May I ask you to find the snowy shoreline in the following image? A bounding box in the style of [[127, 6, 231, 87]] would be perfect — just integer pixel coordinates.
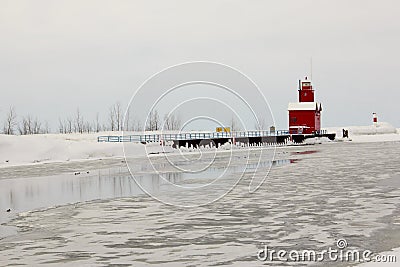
[[0, 123, 399, 169], [0, 132, 131, 169], [1, 128, 400, 264]]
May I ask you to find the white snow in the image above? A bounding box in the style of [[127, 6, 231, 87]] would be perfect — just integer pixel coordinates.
[[1, 122, 400, 168], [325, 122, 400, 143], [288, 102, 321, 111], [0, 132, 143, 168]]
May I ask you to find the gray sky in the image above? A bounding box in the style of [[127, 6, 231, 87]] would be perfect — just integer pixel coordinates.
[[1, 0, 399, 131]]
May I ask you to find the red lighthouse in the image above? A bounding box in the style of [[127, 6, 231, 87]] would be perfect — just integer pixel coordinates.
[[288, 77, 322, 134]]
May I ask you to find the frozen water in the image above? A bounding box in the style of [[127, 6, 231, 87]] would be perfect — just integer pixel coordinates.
[[1, 141, 400, 266]]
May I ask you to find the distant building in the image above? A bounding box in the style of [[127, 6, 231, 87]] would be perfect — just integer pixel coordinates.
[[288, 77, 322, 134]]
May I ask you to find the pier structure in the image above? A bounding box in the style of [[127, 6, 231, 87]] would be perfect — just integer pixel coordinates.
[[98, 130, 290, 147], [97, 129, 334, 148]]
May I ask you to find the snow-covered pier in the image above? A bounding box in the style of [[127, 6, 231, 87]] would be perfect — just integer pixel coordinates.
[[98, 130, 291, 147]]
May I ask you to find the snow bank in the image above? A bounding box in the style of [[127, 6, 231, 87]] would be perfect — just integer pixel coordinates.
[[350, 122, 397, 135], [1, 123, 400, 168], [0, 132, 145, 168], [326, 122, 397, 136], [325, 122, 400, 143]]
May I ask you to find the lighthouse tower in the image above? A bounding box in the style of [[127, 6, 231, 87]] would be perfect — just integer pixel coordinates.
[[288, 77, 322, 134]]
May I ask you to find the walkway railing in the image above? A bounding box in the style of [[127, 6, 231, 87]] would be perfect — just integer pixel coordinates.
[[97, 130, 290, 143]]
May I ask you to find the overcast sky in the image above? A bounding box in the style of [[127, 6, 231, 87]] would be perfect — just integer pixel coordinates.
[[1, 0, 399, 131]]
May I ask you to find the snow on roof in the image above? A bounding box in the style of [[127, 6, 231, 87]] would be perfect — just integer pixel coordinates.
[[288, 102, 321, 111], [289, 126, 310, 129]]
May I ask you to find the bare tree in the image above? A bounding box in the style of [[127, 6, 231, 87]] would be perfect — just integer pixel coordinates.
[[107, 102, 123, 131], [163, 114, 171, 130], [115, 102, 122, 131], [58, 118, 73, 134], [18, 115, 32, 135], [100, 122, 106, 131], [3, 106, 17, 135], [146, 110, 160, 131], [58, 118, 70, 134], [163, 113, 181, 130], [32, 117, 42, 134], [145, 111, 152, 131], [84, 121, 92, 133], [18, 115, 46, 135], [125, 108, 130, 131], [95, 112, 101, 132], [19, 116, 28, 135], [66, 117, 73, 133], [109, 105, 116, 131], [58, 118, 65, 134], [43, 121, 50, 134], [4, 102, 154, 135], [153, 110, 160, 131], [74, 108, 84, 133]]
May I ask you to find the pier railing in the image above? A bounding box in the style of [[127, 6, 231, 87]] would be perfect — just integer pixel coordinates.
[[97, 130, 290, 143]]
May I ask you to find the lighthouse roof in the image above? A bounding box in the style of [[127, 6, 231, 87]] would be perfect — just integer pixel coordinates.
[[288, 102, 322, 111]]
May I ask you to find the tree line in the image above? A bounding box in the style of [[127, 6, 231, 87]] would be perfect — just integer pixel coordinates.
[[2, 103, 182, 135]]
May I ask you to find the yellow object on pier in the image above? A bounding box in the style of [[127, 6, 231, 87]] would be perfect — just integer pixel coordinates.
[[216, 127, 230, 133]]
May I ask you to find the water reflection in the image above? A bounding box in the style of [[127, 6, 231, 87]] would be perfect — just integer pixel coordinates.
[[0, 159, 293, 216]]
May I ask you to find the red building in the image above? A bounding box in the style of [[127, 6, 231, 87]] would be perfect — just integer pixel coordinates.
[[288, 77, 322, 134]]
